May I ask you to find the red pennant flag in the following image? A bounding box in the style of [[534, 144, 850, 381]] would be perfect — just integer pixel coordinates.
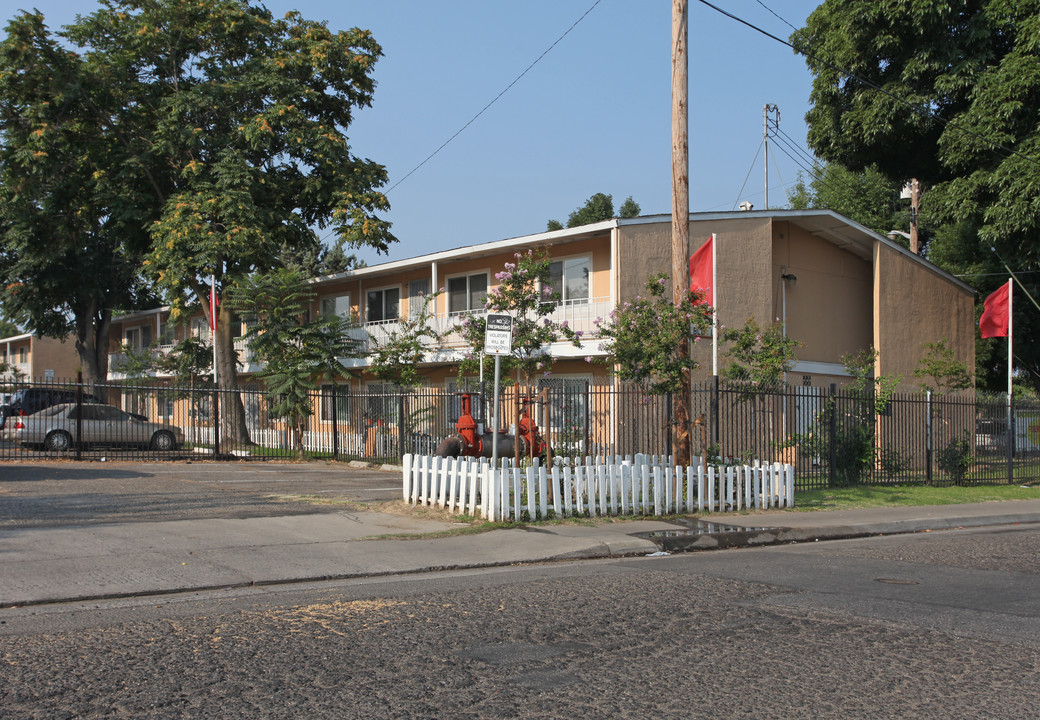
[[689, 236, 713, 305], [209, 284, 219, 332], [979, 282, 1010, 338]]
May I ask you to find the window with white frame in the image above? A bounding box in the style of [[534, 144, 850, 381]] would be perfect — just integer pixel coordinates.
[[537, 376, 590, 443], [321, 294, 351, 320], [124, 325, 152, 349], [548, 257, 590, 305], [365, 382, 400, 425], [408, 279, 431, 318], [320, 384, 351, 423], [447, 273, 487, 314], [366, 287, 400, 323], [191, 317, 210, 340], [157, 318, 174, 346]]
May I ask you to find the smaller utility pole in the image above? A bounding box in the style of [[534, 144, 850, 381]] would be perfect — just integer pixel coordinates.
[[909, 178, 921, 255], [763, 104, 778, 209]]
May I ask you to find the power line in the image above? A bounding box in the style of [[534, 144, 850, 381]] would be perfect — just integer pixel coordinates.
[[694, 0, 1040, 171], [386, 0, 603, 194]]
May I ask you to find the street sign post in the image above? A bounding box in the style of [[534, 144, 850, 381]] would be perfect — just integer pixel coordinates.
[[484, 314, 512, 467]]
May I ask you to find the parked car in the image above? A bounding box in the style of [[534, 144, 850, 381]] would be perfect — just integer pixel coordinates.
[[0, 387, 102, 430], [3, 403, 184, 451]]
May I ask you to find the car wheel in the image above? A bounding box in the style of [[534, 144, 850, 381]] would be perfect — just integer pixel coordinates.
[[44, 430, 73, 452], [150, 430, 176, 451]]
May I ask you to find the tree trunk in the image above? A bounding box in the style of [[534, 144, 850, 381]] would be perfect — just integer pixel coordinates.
[[213, 301, 252, 447], [74, 300, 112, 402]]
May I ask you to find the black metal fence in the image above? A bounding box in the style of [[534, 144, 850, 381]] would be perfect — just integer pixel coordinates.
[[2, 376, 1037, 489]]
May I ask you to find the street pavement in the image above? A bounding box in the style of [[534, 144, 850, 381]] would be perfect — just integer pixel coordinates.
[[4, 463, 1040, 608]]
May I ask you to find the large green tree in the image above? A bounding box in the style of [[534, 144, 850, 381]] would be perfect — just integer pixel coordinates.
[[0, 10, 159, 385], [794, 0, 1040, 392], [1, 1, 394, 440]]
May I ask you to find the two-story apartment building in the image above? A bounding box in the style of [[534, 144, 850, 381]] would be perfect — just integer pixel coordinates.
[[106, 209, 975, 393], [0, 333, 81, 383]]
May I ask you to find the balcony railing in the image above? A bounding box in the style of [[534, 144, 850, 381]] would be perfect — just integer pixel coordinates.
[[358, 297, 612, 353]]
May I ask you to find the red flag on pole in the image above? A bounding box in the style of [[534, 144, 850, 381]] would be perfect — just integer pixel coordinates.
[[689, 236, 713, 305], [979, 281, 1010, 338], [209, 283, 219, 332]]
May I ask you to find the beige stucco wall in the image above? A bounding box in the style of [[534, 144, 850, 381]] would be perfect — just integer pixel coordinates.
[[31, 336, 81, 379], [618, 218, 784, 380], [773, 220, 873, 368], [873, 243, 975, 388]]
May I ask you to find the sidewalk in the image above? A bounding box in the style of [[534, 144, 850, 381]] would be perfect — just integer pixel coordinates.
[[4, 500, 1040, 608]]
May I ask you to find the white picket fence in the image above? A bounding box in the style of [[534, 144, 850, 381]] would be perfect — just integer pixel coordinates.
[[402, 453, 794, 521]]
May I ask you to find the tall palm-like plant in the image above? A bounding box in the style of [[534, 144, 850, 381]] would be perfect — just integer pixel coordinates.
[[228, 268, 362, 457]]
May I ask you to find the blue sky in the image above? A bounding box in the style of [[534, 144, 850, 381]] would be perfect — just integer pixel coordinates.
[[0, 0, 825, 265]]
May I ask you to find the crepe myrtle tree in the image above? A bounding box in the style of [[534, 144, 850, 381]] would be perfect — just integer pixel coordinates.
[[598, 273, 712, 394], [457, 249, 581, 386], [597, 273, 713, 464]]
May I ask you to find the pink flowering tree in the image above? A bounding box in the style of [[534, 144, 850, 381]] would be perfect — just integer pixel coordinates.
[[598, 273, 712, 394], [598, 272, 712, 464], [457, 249, 580, 384]]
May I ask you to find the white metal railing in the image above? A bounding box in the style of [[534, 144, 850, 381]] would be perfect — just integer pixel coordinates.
[[403, 453, 795, 521]]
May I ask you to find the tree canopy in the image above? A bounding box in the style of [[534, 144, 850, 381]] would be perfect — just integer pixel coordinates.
[[547, 193, 640, 231], [794, 0, 1040, 393], [794, 0, 1040, 257], [788, 163, 912, 244], [0, 0, 394, 394]]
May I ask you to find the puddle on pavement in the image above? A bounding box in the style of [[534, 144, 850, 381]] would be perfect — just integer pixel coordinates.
[[636, 517, 779, 539]]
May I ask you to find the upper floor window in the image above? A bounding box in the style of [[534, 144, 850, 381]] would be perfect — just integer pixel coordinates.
[[124, 325, 152, 349], [448, 273, 487, 314], [321, 294, 352, 320], [366, 287, 400, 323], [408, 279, 431, 319], [548, 257, 590, 305]]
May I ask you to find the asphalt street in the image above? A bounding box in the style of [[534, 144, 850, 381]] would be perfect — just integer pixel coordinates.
[[2, 525, 1039, 719]]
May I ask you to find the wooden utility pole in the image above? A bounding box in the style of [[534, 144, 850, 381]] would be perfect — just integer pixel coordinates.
[[671, 0, 688, 296], [671, 0, 691, 466]]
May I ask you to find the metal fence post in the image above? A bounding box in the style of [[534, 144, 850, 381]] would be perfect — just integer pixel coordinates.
[[212, 389, 220, 457], [1008, 392, 1015, 484], [331, 386, 339, 460], [710, 374, 719, 447], [398, 392, 406, 461], [75, 371, 83, 461], [925, 390, 933, 485], [828, 383, 837, 486]]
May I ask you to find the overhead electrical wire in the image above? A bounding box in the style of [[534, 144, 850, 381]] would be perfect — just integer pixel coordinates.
[[695, 0, 1040, 171], [386, 0, 603, 194]]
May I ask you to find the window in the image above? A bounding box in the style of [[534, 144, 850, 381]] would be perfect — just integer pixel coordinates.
[[446, 378, 485, 427], [124, 325, 152, 349], [548, 257, 590, 305], [158, 319, 175, 346], [191, 318, 210, 340], [408, 279, 431, 319], [538, 376, 589, 439], [366, 288, 400, 323], [448, 273, 487, 314], [321, 294, 351, 320], [157, 391, 175, 420], [365, 382, 400, 425], [321, 384, 351, 423]]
